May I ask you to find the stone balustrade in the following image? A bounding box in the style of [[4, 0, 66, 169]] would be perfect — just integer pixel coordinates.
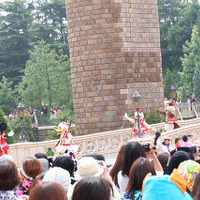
[[9, 118, 200, 166]]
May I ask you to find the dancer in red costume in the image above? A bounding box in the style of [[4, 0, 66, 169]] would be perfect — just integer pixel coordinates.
[[0, 123, 10, 156], [124, 109, 155, 137]]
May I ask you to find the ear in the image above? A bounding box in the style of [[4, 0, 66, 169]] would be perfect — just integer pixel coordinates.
[[142, 173, 152, 194], [169, 169, 187, 194]]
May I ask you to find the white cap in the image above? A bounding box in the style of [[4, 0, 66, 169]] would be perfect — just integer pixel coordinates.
[[43, 167, 70, 192]]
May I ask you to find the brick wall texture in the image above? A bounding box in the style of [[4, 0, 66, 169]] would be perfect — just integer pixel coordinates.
[[66, 0, 164, 135]]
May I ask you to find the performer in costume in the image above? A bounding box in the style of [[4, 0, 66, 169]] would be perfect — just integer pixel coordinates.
[[157, 99, 180, 132], [0, 123, 14, 156], [124, 109, 155, 137], [55, 121, 78, 156]]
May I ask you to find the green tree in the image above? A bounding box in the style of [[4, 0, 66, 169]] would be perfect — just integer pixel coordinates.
[[180, 25, 200, 97], [10, 115, 35, 142], [0, 0, 34, 85], [167, 0, 200, 71], [193, 65, 200, 99], [30, 0, 69, 55], [163, 69, 176, 99], [0, 76, 17, 114], [158, 0, 186, 72], [146, 108, 164, 125], [19, 41, 73, 111], [0, 110, 16, 144]]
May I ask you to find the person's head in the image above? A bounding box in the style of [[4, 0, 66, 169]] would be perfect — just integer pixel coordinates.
[[29, 181, 67, 200], [43, 167, 70, 192], [81, 153, 105, 162], [126, 157, 156, 197], [157, 152, 169, 171], [175, 137, 181, 145], [165, 151, 190, 175], [109, 144, 126, 187], [122, 141, 146, 176], [72, 177, 113, 200], [20, 156, 43, 192], [182, 135, 188, 142], [0, 160, 20, 191], [52, 156, 74, 176], [74, 157, 104, 180], [163, 138, 170, 146], [154, 131, 161, 145], [34, 153, 47, 160]]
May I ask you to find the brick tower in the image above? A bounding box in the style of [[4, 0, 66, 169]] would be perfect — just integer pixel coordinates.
[[66, 0, 164, 135]]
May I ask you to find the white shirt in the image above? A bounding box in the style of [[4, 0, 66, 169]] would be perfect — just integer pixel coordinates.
[[117, 171, 129, 193]]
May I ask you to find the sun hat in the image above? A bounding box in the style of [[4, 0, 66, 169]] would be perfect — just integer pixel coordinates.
[[178, 160, 200, 192], [74, 157, 104, 180], [38, 158, 49, 176], [43, 166, 70, 192]]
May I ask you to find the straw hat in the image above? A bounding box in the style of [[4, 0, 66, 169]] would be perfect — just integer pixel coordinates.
[[74, 157, 104, 180]]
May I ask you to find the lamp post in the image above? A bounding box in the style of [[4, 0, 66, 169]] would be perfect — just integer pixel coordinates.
[[16, 102, 28, 142], [169, 85, 176, 100], [17, 102, 25, 120], [132, 91, 142, 138]]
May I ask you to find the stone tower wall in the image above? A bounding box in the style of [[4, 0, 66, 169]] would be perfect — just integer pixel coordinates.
[[66, 0, 164, 135]]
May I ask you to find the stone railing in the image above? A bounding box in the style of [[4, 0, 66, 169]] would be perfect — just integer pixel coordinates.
[[9, 118, 200, 166]]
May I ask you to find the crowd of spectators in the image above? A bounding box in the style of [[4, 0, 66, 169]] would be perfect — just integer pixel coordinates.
[[7, 104, 60, 125], [164, 95, 198, 112], [1, 130, 200, 200]]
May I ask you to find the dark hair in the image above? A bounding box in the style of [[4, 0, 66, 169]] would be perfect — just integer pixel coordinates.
[[72, 177, 113, 200], [81, 153, 105, 161], [21, 156, 43, 193], [122, 142, 146, 176], [0, 160, 20, 190], [154, 131, 161, 146], [93, 153, 105, 161], [29, 181, 67, 200], [157, 152, 169, 170], [52, 156, 74, 176], [110, 144, 126, 187], [34, 153, 52, 167], [175, 137, 181, 144], [165, 151, 190, 175], [34, 153, 47, 159], [162, 139, 170, 146], [126, 157, 156, 199], [182, 135, 188, 142], [192, 170, 200, 199]]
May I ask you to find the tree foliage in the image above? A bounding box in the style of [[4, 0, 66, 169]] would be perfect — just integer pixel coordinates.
[[167, 0, 200, 71], [0, 76, 17, 114], [0, 0, 34, 85], [158, 0, 200, 73], [0, 0, 69, 86], [19, 41, 73, 111], [180, 25, 200, 97], [163, 69, 176, 99], [10, 115, 35, 142]]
